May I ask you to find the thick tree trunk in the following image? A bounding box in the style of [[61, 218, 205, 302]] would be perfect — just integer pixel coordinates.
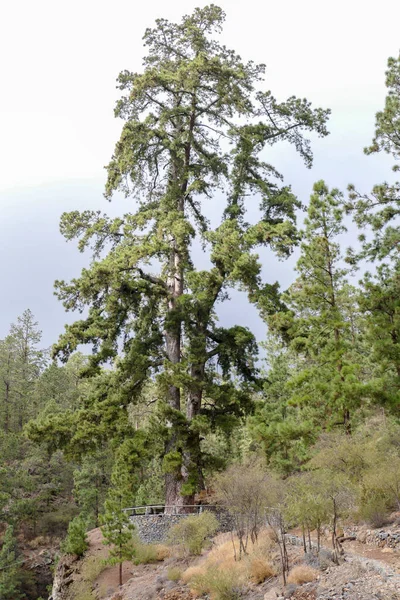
[[164, 227, 185, 510], [164, 101, 197, 511]]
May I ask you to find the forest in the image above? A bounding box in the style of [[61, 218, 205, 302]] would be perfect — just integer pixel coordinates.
[[1, 5, 400, 599]]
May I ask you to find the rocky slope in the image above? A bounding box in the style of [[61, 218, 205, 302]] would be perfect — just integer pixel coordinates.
[[49, 527, 400, 600]]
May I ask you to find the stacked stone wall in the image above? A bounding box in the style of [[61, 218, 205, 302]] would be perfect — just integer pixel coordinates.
[[130, 509, 234, 543]]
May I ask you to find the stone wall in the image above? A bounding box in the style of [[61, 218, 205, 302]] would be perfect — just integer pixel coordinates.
[[344, 525, 400, 549], [130, 509, 234, 544]]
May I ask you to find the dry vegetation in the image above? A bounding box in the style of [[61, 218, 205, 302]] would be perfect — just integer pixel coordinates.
[[287, 565, 319, 585], [181, 530, 279, 599]]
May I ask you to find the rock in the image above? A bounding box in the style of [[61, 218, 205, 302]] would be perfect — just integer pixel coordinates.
[[284, 583, 298, 597], [381, 547, 394, 553], [357, 531, 368, 543], [164, 580, 178, 590], [264, 587, 281, 600]]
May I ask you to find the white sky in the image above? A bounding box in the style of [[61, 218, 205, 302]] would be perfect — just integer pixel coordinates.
[[0, 0, 400, 345], [0, 0, 399, 191]]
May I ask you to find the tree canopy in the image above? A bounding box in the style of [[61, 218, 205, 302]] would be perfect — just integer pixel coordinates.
[[33, 4, 330, 506]]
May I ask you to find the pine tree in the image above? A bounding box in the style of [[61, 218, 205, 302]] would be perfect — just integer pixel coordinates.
[[100, 460, 136, 587], [248, 339, 316, 474], [0, 336, 17, 433], [33, 5, 329, 507], [61, 516, 88, 557], [73, 449, 113, 527], [0, 310, 45, 433], [0, 525, 23, 600], [347, 52, 400, 261], [360, 262, 400, 414], [268, 181, 363, 433]]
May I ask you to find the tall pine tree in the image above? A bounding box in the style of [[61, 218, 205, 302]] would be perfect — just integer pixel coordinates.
[[36, 5, 329, 507], [268, 181, 362, 433]]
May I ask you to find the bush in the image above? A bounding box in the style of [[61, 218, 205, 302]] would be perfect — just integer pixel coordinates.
[[189, 566, 245, 600], [287, 565, 318, 585], [61, 517, 88, 557], [167, 567, 182, 582], [70, 556, 105, 600], [133, 542, 170, 564], [247, 556, 275, 583], [168, 511, 219, 555], [358, 495, 389, 527]]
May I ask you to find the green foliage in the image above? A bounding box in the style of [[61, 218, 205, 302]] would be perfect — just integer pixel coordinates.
[[73, 449, 113, 528], [43, 3, 329, 504], [167, 511, 219, 555], [263, 182, 365, 439], [167, 567, 182, 582], [100, 458, 136, 585], [189, 566, 245, 600], [0, 525, 24, 600], [347, 52, 400, 261], [61, 516, 89, 556], [132, 542, 169, 565]]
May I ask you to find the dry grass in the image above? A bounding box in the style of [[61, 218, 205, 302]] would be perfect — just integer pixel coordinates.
[[70, 555, 106, 600], [27, 535, 52, 549], [134, 542, 171, 564], [189, 566, 246, 600], [167, 567, 183, 582], [247, 556, 276, 583], [287, 565, 319, 585], [155, 544, 171, 560], [182, 527, 278, 598], [181, 565, 207, 584]]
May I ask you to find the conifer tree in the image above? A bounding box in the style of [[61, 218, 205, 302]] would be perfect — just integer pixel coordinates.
[[360, 262, 400, 414], [249, 339, 316, 474], [73, 449, 113, 527], [268, 181, 362, 432], [0, 310, 45, 433], [0, 336, 17, 433], [36, 5, 329, 506], [101, 460, 136, 587], [61, 516, 89, 557], [0, 525, 23, 600], [347, 52, 400, 261]]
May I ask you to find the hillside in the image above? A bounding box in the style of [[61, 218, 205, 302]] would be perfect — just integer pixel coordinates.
[[50, 523, 400, 600]]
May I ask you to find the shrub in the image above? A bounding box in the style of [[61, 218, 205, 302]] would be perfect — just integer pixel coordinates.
[[189, 566, 245, 600], [181, 565, 206, 584], [168, 511, 219, 555], [358, 495, 389, 527], [61, 517, 88, 557], [70, 556, 105, 600], [134, 543, 170, 564], [287, 565, 318, 585], [155, 544, 171, 560], [247, 556, 275, 583], [167, 567, 182, 582]]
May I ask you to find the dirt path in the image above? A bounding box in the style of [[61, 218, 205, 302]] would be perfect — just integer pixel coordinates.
[[290, 528, 400, 572], [344, 538, 400, 572]]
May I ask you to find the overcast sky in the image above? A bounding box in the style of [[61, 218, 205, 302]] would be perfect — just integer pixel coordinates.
[[0, 0, 399, 347]]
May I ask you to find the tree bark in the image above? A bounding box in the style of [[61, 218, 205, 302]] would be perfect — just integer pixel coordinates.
[[164, 238, 184, 510]]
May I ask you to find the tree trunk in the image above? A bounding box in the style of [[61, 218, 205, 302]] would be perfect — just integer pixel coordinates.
[[164, 220, 185, 510], [164, 99, 197, 510]]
